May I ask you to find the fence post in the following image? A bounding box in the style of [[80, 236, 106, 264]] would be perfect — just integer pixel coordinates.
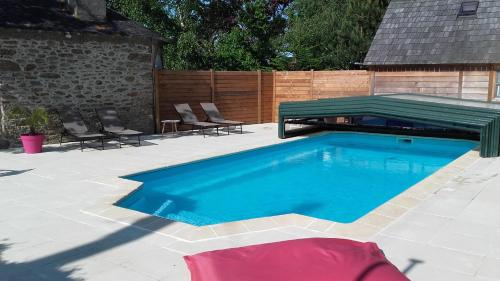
[[310, 69, 314, 99], [272, 70, 277, 122], [458, 70, 464, 99], [369, 71, 376, 96], [257, 70, 262, 123], [488, 70, 496, 102], [154, 69, 161, 133], [210, 69, 215, 103]]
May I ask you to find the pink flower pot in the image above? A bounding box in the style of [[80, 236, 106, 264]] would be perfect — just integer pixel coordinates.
[[20, 134, 45, 154]]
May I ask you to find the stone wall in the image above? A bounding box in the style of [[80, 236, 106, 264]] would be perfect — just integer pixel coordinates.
[[0, 29, 155, 146]]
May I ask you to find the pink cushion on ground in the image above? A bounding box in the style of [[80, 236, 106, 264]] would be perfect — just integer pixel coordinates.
[[184, 238, 409, 281]]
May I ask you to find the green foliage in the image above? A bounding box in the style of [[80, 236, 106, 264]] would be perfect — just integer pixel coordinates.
[[8, 106, 49, 135], [107, 0, 389, 70], [274, 0, 389, 70]]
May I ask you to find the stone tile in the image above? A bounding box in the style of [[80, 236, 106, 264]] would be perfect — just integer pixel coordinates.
[[441, 220, 495, 240], [356, 212, 393, 228], [327, 222, 381, 241], [413, 196, 471, 218], [226, 229, 299, 246], [172, 225, 217, 241], [477, 258, 500, 280], [382, 221, 439, 243], [375, 235, 483, 275], [405, 263, 474, 281], [430, 231, 490, 256], [241, 217, 279, 232], [373, 203, 408, 219], [165, 238, 240, 256], [78, 264, 159, 281], [277, 226, 337, 239], [211, 221, 249, 237], [271, 214, 315, 228], [399, 211, 450, 228], [389, 194, 422, 208], [307, 218, 335, 232], [457, 202, 500, 227]]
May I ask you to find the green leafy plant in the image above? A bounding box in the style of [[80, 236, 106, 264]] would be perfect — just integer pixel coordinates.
[[8, 106, 49, 135]]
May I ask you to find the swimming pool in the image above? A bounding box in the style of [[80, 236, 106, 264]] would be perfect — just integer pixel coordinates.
[[118, 133, 477, 226]]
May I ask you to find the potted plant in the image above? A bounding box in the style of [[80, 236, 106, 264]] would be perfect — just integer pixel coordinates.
[[9, 106, 49, 154]]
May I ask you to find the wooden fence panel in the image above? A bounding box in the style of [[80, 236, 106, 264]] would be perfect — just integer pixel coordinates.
[[273, 70, 370, 121], [374, 71, 489, 101], [374, 71, 460, 98], [261, 72, 274, 122], [462, 71, 489, 101], [313, 71, 370, 99], [156, 71, 211, 129], [214, 71, 259, 124]]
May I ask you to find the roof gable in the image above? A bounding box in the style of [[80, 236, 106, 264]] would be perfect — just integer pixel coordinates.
[[0, 0, 163, 40], [364, 0, 500, 66]]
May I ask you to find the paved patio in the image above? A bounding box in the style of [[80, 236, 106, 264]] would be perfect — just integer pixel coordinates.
[[1, 123, 500, 281]]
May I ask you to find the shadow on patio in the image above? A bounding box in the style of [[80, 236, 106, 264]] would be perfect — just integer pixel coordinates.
[[0, 216, 173, 281], [0, 169, 33, 177]]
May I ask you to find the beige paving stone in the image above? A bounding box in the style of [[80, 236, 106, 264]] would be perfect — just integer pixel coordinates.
[[373, 203, 408, 219], [327, 222, 381, 241], [307, 218, 335, 232], [356, 212, 393, 228], [172, 225, 217, 241], [241, 217, 279, 232], [271, 213, 315, 228], [211, 221, 249, 236], [387, 194, 422, 208]]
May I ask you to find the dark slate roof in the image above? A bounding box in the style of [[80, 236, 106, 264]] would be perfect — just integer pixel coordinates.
[[364, 0, 500, 66], [0, 0, 163, 40]]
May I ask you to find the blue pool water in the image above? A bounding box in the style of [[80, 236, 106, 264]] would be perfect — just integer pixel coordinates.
[[118, 133, 477, 226]]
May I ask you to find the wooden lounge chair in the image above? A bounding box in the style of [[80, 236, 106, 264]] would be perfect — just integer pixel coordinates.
[[173, 103, 220, 137], [200, 102, 243, 134], [58, 110, 105, 151], [95, 108, 142, 147]]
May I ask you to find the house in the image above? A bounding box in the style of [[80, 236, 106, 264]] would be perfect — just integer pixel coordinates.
[[364, 0, 500, 102], [0, 0, 164, 143]]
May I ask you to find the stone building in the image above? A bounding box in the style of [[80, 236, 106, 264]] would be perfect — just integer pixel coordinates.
[[0, 0, 164, 147]]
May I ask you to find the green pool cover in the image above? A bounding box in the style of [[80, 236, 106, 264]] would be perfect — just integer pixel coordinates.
[[278, 94, 500, 158]]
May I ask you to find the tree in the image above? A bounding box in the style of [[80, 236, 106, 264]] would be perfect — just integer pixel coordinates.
[[107, 0, 290, 70], [274, 0, 389, 70], [213, 0, 289, 70]]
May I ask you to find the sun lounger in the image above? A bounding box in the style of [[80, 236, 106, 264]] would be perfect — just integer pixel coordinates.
[[95, 108, 142, 147], [200, 102, 243, 134], [58, 110, 105, 151], [173, 103, 220, 137]]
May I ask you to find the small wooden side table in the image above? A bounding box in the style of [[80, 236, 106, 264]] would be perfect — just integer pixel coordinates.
[[161, 120, 180, 136]]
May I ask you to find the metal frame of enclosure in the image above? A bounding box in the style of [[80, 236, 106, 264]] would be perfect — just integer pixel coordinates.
[[278, 94, 500, 158]]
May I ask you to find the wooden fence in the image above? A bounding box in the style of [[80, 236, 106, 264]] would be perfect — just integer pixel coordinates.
[[274, 71, 371, 120], [154, 69, 495, 130], [154, 70, 371, 129], [154, 70, 274, 128], [372, 71, 491, 101]]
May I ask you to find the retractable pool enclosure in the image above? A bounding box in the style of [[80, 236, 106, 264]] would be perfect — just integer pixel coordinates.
[[278, 94, 500, 158]]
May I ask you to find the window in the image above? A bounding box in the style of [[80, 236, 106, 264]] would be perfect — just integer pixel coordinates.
[[458, 1, 479, 17], [496, 72, 500, 98]]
